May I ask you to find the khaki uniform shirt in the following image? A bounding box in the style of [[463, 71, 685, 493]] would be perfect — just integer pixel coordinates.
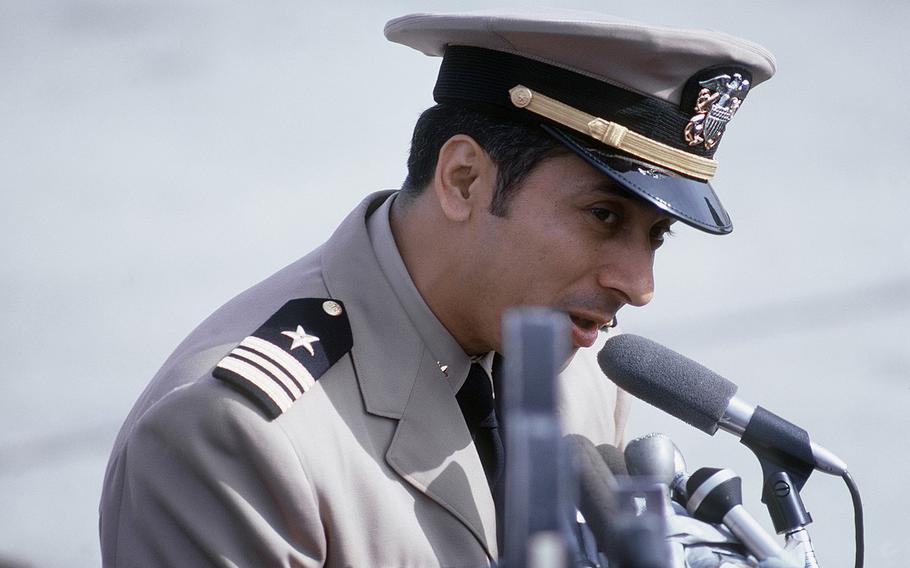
[[100, 191, 627, 567]]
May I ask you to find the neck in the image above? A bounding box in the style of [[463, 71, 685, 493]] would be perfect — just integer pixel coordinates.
[[390, 194, 489, 355]]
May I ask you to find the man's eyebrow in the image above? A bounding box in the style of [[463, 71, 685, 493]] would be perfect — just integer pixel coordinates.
[[588, 180, 634, 198], [588, 180, 676, 223]]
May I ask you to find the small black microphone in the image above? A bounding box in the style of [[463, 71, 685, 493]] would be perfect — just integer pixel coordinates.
[[598, 334, 847, 476], [686, 467, 787, 561]]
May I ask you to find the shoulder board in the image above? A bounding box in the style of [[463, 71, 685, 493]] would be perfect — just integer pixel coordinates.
[[213, 298, 352, 419]]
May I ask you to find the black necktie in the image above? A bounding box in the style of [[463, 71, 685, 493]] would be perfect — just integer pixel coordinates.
[[456, 362, 505, 489]]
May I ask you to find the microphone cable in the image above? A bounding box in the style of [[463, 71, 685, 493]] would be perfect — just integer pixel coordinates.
[[842, 471, 864, 568]]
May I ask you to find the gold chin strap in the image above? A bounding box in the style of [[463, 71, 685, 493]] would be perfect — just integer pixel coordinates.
[[508, 85, 717, 181]]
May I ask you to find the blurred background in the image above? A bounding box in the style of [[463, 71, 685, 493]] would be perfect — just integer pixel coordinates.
[[1, 0, 907, 565]]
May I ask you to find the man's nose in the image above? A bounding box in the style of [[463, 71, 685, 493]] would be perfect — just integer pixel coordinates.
[[597, 244, 655, 307]]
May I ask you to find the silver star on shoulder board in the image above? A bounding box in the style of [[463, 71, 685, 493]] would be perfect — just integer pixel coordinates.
[[281, 325, 321, 356]]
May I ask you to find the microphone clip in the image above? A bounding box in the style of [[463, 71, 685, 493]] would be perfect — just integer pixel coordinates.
[[740, 406, 815, 535]]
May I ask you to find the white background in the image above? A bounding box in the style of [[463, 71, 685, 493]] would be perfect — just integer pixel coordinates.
[[1, 1, 907, 566]]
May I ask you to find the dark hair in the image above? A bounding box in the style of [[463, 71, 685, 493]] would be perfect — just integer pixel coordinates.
[[400, 103, 568, 215]]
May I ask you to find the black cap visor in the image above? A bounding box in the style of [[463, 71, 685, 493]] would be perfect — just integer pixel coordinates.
[[543, 125, 733, 235]]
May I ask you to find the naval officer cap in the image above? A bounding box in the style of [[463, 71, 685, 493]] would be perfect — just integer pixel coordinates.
[[385, 10, 776, 234]]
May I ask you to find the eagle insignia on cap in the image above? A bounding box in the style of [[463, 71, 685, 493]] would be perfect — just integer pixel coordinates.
[[213, 298, 352, 419], [684, 72, 751, 150]]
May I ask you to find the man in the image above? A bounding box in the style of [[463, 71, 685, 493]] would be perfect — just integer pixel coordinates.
[[100, 10, 775, 567]]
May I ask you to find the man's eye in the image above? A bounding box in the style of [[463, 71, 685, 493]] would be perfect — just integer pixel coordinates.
[[651, 224, 675, 248], [590, 208, 619, 224]]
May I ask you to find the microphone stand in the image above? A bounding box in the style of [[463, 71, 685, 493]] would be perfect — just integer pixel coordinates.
[[762, 471, 819, 568]]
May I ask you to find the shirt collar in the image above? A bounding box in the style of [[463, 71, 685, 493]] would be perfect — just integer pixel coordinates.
[[472, 351, 495, 378], [367, 193, 473, 392]]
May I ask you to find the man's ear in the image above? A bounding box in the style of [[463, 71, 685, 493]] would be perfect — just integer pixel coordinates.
[[432, 134, 495, 222]]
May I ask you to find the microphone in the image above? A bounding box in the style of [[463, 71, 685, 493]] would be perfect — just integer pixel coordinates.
[[623, 432, 688, 503], [623, 435, 792, 563], [623, 434, 796, 565], [567, 435, 671, 568], [566, 434, 618, 556], [686, 467, 787, 561], [623, 433, 677, 484], [597, 334, 848, 476], [596, 443, 629, 477], [501, 308, 571, 568]]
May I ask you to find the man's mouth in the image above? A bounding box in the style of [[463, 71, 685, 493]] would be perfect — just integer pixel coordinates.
[[569, 314, 601, 330], [568, 313, 610, 348]]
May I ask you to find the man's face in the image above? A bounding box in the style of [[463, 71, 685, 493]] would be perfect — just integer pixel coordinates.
[[463, 152, 674, 354]]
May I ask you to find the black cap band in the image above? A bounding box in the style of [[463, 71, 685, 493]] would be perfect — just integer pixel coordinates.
[[434, 46, 721, 160]]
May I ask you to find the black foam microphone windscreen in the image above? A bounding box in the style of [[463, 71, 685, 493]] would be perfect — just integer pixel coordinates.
[[568, 435, 673, 568], [597, 334, 738, 435], [596, 444, 629, 477], [566, 434, 617, 555]]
